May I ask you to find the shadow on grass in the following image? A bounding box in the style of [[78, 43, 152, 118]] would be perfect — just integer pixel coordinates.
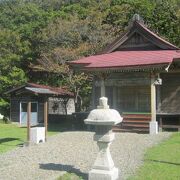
[[0, 137, 25, 147], [146, 159, 180, 166], [39, 163, 88, 179], [0, 138, 20, 144]]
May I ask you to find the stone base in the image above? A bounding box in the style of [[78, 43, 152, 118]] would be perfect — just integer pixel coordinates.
[[149, 121, 158, 135], [89, 167, 119, 180]]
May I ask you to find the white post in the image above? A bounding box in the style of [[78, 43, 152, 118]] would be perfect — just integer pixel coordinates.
[[149, 74, 158, 134]]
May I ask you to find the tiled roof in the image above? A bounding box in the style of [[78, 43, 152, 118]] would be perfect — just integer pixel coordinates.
[[6, 83, 74, 97], [25, 87, 58, 95], [70, 50, 180, 70], [26, 83, 74, 96]]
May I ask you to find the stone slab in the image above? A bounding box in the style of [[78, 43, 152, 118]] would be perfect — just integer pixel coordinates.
[[149, 121, 158, 135], [89, 167, 119, 180]]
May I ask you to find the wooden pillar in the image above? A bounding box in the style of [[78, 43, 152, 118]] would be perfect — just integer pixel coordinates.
[[159, 117, 163, 132], [100, 78, 105, 97], [156, 80, 161, 113], [151, 75, 156, 122], [27, 102, 31, 143], [44, 98, 48, 141], [113, 86, 117, 109], [91, 78, 96, 109]]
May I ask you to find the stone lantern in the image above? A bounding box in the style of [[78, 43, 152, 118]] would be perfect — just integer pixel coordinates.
[[84, 97, 123, 180]]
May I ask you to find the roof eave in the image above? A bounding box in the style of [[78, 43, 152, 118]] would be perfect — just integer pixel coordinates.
[[78, 63, 169, 73]]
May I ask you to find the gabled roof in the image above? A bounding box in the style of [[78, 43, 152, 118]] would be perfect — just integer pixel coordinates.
[[6, 83, 74, 97], [70, 15, 179, 72], [100, 20, 179, 53], [70, 50, 180, 71]]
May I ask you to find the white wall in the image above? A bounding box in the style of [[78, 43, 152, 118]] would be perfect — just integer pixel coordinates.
[[48, 97, 75, 115]]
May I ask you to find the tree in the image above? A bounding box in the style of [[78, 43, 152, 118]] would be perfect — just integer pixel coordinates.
[[37, 54, 91, 112], [0, 29, 28, 117]]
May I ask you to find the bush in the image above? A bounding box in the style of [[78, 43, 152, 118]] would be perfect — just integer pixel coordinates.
[[2, 116, 11, 124]]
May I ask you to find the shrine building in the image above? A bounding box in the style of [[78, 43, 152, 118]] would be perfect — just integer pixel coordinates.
[[70, 15, 180, 134]]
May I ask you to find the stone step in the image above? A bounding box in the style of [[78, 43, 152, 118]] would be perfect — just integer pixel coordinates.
[[113, 127, 149, 133], [123, 115, 151, 120], [122, 123, 149, 128], [122, 120, 150, 124], [114, 114, 151, 133]]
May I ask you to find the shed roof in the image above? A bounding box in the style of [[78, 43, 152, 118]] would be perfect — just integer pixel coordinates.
[[25, 87, 58, 95], [6, 83, 74, 97]]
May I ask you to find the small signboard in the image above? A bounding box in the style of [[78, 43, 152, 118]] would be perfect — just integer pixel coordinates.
[[154, 78, 162, 85]]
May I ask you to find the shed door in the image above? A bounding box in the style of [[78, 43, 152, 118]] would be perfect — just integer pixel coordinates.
[[20, 102, 38, 125]]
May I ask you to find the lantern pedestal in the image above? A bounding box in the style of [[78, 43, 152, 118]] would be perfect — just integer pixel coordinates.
[[89, 167, 118, 180], [89, 133, 119, 180]]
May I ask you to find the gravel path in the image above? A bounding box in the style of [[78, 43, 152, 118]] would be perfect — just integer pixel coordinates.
[[0, 131, 171, 180]]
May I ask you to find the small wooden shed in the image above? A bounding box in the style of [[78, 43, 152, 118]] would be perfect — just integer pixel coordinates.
[[7, 83, 74, 126]]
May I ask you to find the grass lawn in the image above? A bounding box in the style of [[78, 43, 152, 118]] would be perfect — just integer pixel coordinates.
[[0, 121, 61, 154], [0, 122, 26, 153], [129, 133, 180, 180], [57, 173, 83, 180]]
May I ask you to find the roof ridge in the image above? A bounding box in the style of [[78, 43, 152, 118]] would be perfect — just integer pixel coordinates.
[[99, 17, 179, 54], [135, 21, 179, 50], [7, 82, 74, 96]]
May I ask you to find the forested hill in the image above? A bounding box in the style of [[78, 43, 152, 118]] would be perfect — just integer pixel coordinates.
[[0, 0, 180, 115]]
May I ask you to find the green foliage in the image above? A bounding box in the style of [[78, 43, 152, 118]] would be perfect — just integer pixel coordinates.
[[0, 29, 29, 66], [0, 67, 27, 117], [148, 0, 180, 47], [0, 98, 9, 119], [40, 15, 115, 55], [0, 1, 52, 37]]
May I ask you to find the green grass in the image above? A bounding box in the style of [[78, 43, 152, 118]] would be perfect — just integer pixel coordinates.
[[0, 122, 62, 154], [57, 173, 83, 180], [0, 123, 26, 153], [129, 133, 180, 180]]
